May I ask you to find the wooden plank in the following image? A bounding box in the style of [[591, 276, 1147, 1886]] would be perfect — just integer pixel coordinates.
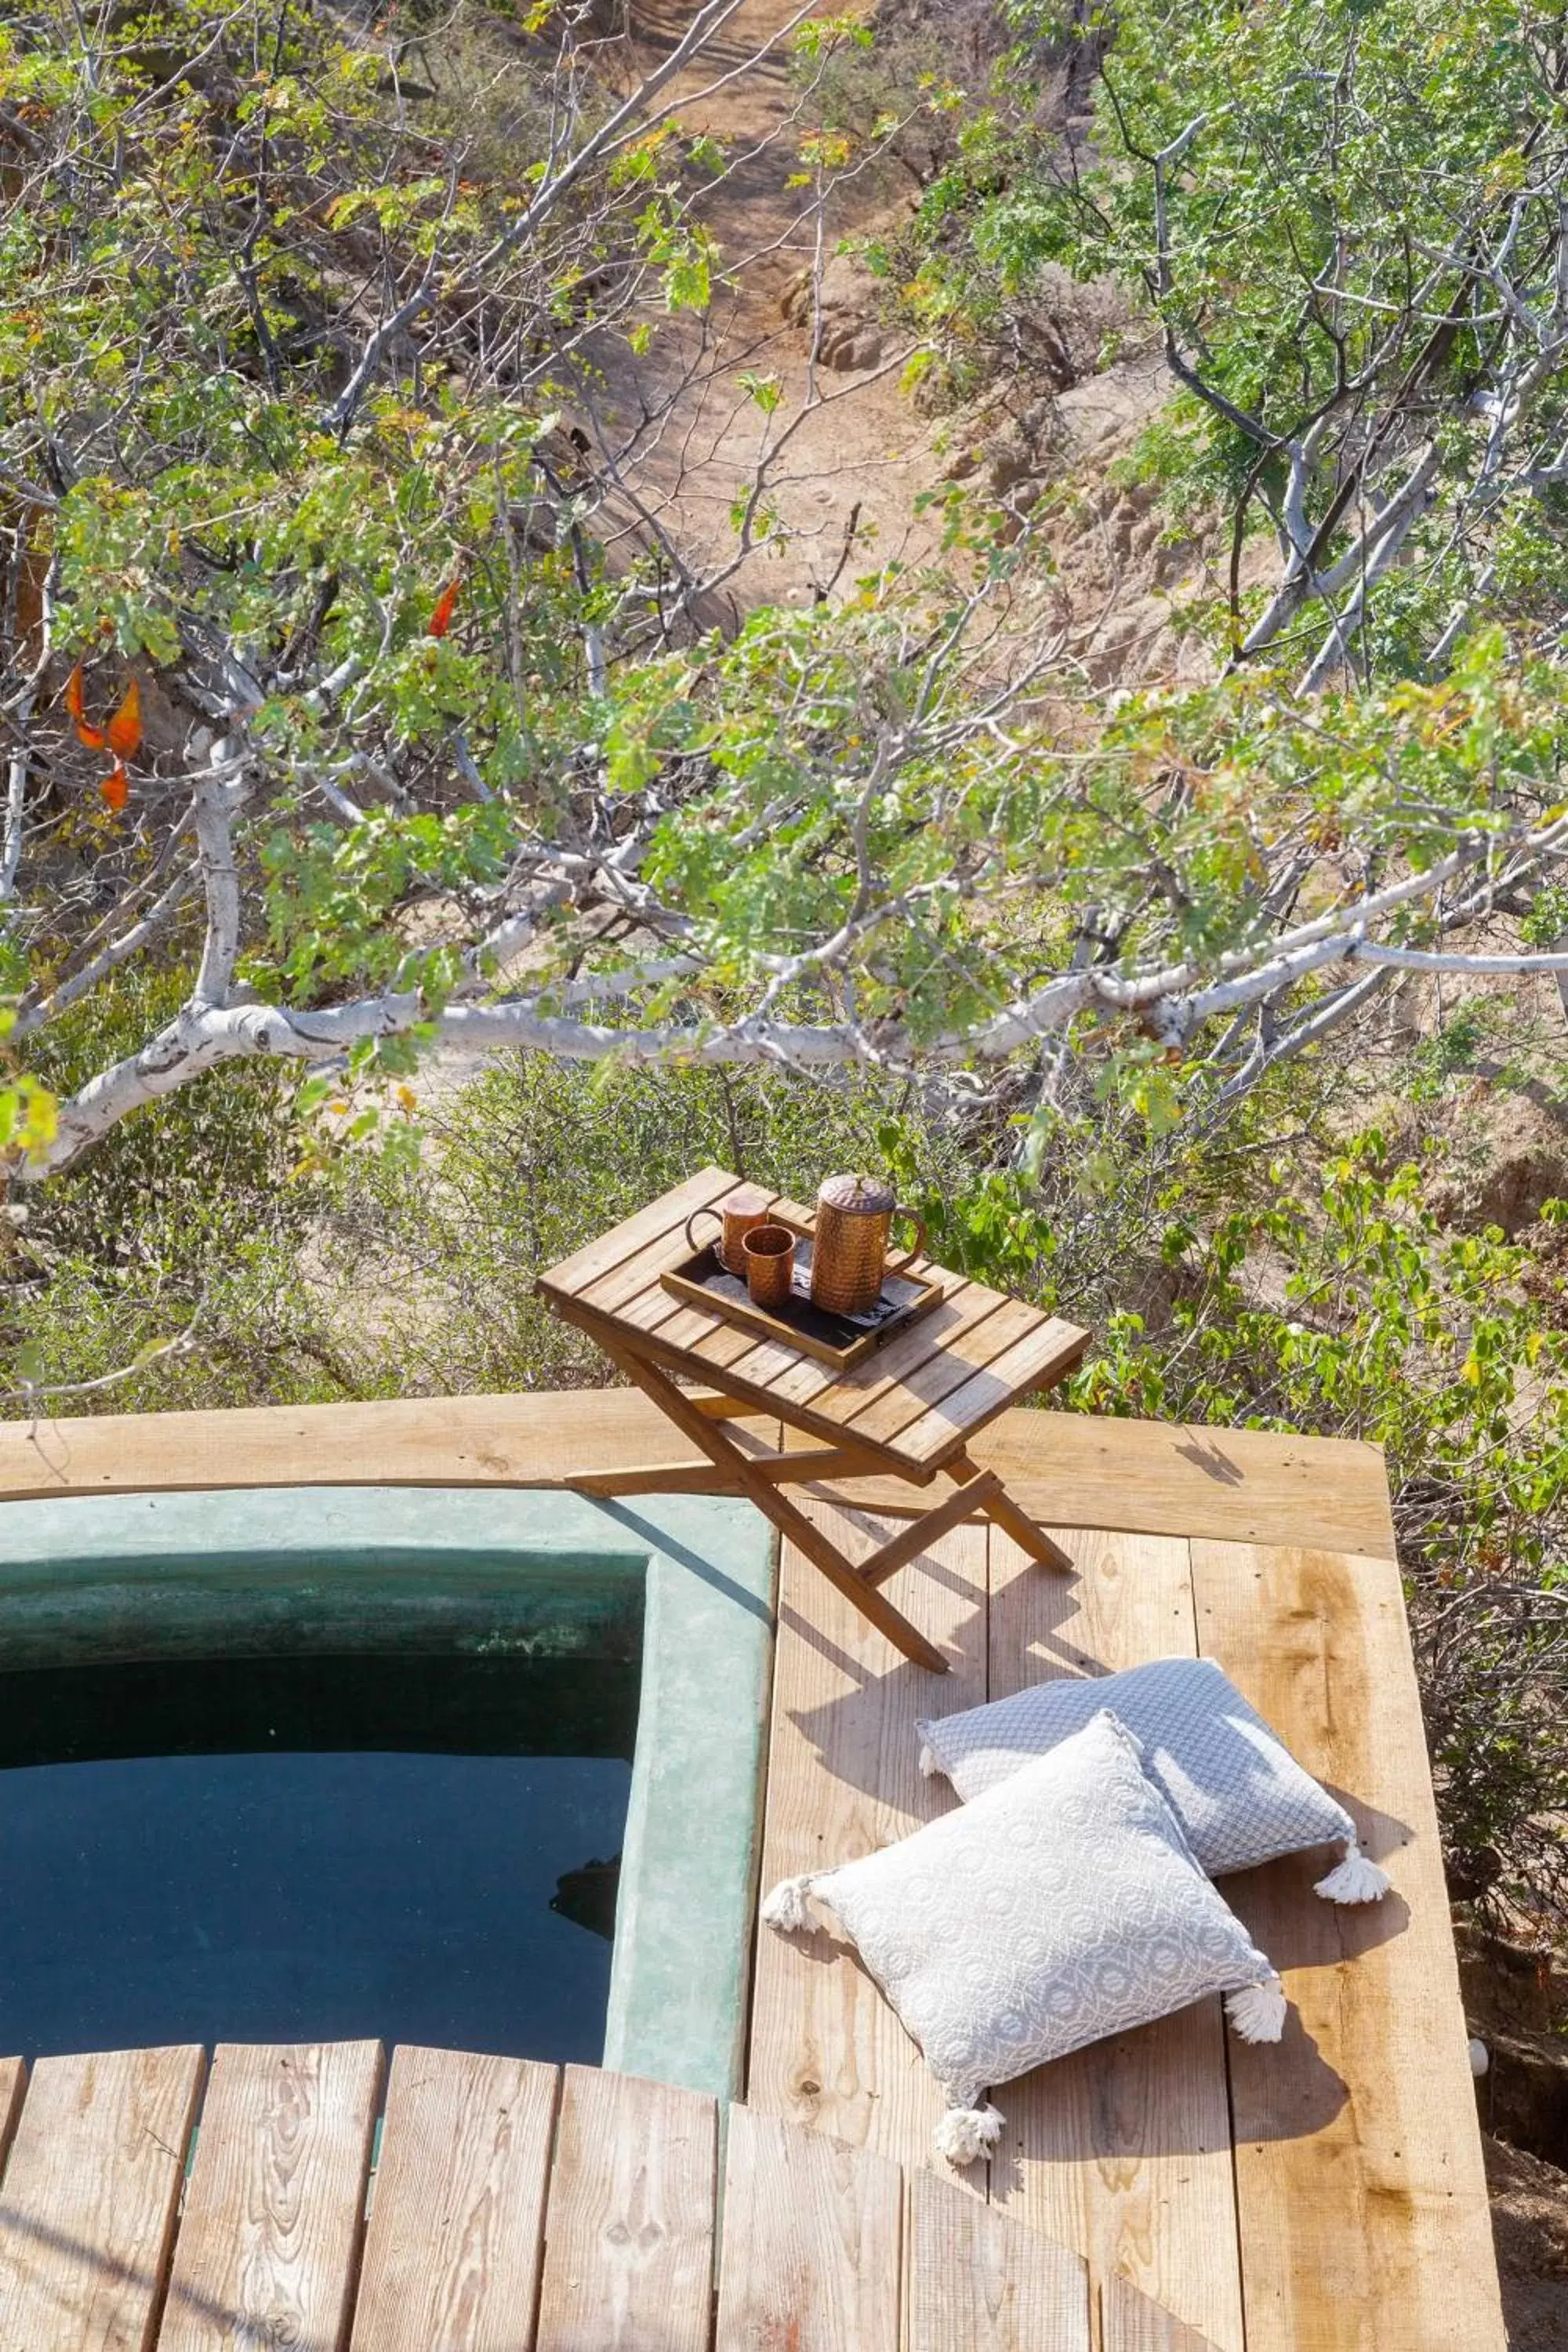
[[720, 1281, 987, 1421], [0, 1392, 1398, 1559], [1102, 2274, 1225, 2351], [688, 1389, 768, 1417], [686, 1320, 815, 1386], [0, 1389, 738, 1504], [906, 2169, 1090, 2352], [561, 1410, 790, 1497], [547, 1293, 869, 1457], [838, 1298, 1049, 1450], [1190, 1541, 1508, 2352], [644, 1298, 780, 1374], [986, 1528, 1247, 2352], [888, 1319, 1091, 1466], [800, 1415, 1396, 1551], [608, 1274, 735, 1346], [745, 1445, 890, 1484], [774, 1283, 1007, 1425], [555, 1298, 956, 1475], [568, 1457, 745, 1497], [720, 1284, 972, 1418], [578, 1196, 771, 1322], [0, 2046, 205, 2352], [0, 2058, 24, 2177], [535, 2066, 716, 2352], [746, 1504, 989, 2155], [975, 1412, 1397, 1559], [714, 2106, 902, 2352], [158, 2042, 382, 2352], [537, 1167, 738, 1298], [348, 2046, 557, 2352], [735, 1406, 1398, 1559]]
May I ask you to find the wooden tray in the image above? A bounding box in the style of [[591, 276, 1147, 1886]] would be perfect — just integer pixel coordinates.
[[660, 1234, 944, 1369]]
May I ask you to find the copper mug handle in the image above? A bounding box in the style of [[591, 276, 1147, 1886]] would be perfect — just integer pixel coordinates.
[[884, 1207, 927, 1277], [684, 1205, 723, 1257], [686, 1197, 768, 1274]]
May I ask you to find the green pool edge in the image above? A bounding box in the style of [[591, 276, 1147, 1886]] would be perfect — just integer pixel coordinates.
[[0, 1484, 779, 2106]]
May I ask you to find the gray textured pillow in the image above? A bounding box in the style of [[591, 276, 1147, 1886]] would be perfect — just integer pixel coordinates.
[[761, 1709, 1284, 2165], [917, 1656, 1388, 1904]]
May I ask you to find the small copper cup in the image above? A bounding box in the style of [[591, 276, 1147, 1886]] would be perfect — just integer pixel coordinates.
[[685, 1184, 772, 1274], [742, 1221, 796, 1308]]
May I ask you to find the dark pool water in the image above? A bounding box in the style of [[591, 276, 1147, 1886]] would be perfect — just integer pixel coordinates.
[[0, 1653, 638, 2062]]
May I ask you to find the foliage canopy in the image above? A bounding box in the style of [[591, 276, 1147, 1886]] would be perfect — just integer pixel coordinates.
[[4, 0, 1568, 1179]]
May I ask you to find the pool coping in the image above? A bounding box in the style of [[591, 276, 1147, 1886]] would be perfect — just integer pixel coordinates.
[[0, 1486, 778, 2105]]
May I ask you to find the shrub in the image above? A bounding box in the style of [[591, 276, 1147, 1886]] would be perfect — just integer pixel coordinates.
[[907, 1130, 1568, 1934]]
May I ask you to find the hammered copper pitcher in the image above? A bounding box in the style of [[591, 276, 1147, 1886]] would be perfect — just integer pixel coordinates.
[[810, 1173, 926, 1316]]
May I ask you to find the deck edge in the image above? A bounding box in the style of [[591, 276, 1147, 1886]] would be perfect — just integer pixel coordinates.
[[0, 1393, 1398, 1559]]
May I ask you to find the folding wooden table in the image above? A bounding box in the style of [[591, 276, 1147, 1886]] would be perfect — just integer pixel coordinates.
[[537, 1168, 1090, 1672]]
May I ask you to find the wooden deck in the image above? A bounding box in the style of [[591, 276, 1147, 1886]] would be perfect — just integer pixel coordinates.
[[0, 1396, 1504, 2350], [747, 1500, 1504, 2352], [0, 2042, 1179, 2351]]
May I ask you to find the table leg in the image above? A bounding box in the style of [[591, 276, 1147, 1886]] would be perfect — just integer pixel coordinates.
[[948, 1451, 1075, 1573], [857, 1471, 1004, 1588], [603, 1341, 952, 1675]]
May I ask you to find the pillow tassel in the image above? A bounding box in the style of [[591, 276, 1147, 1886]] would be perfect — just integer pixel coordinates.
[[918, 1742, 940, 1778], [1225, 1973, 1287, 2044], [760, 1873, 818, 1933], [933, 2102, 1005, 2166], [1314, 1838, 1392, 1905]]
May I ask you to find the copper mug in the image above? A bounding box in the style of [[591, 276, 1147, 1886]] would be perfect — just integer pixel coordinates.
[[685, 1184, 773, 1274], [741, 1221, 797, 1308]]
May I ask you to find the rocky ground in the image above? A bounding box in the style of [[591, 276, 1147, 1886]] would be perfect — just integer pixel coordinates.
[[1487, 2136, 1568, 2351], [1459, 1929, 1568, 2343], [585, 0, 948, 613], [581, 0, 1243, 665]]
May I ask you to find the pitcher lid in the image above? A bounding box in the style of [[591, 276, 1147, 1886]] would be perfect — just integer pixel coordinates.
[[817, 1171, 896, 1214]]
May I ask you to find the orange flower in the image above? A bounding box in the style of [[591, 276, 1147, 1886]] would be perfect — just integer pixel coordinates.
[[427, 574, 462, 638], [64, 663, 106, 750], [65, 668, 141, 814], [105, 677, 143, 759]]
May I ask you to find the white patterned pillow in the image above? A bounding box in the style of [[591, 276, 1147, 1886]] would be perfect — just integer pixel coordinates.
[[760, 1710, 1285, 2166], [917, 1657, 1388, 1904]]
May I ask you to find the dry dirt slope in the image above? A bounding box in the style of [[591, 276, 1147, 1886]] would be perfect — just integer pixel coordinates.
[[589, 0, 946, 611]]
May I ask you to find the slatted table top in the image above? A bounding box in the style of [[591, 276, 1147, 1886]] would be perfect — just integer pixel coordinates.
[[537, 1167, 1090, 1473]]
